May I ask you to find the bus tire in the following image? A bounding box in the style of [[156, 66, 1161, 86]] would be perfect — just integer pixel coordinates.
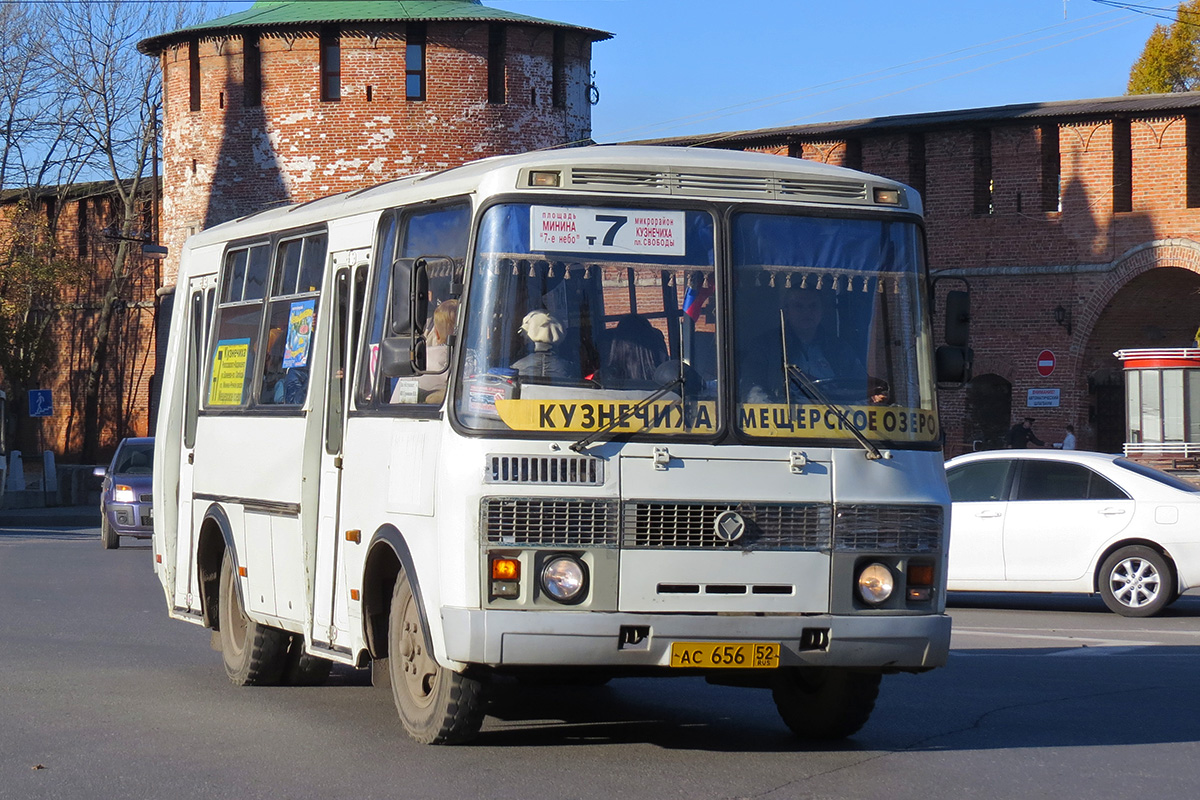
[[218, 552, 288, 686], [771, 667, 881, 741], [100, 517, 119, 550], [387, 570, 486, 744], [281, 635, 333, 686]]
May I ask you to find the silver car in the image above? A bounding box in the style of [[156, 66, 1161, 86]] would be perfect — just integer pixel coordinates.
[[94, 437, 154, 550]]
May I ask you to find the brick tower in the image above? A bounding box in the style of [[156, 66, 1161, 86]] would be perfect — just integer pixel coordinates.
[[138, 0, 610, 285]]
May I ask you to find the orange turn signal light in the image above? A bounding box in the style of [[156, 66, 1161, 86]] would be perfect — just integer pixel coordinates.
[[492, 557, 520, 581], [907, 564, 934, 587]]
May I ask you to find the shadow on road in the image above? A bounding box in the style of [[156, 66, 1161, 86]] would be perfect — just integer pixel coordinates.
[[0, 528, 97, 541], [466, 642, 1200, 751], [948, 591, 1200, 616]]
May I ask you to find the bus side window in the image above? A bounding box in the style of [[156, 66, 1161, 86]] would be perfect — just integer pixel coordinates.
[[359, 201, 469, 408], [207, 244, 270, 408], [258, 232, 327, 406]]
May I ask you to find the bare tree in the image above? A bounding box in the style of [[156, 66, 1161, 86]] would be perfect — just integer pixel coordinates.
[[50, 0, 205, 461], [0, 2, 91, 447]]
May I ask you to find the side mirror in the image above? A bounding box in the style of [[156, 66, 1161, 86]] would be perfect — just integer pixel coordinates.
[[390, 258, 416, 335], [943, 290, 970, 348], [936, 345, 973, 384], [92, 466, 107, 478], [411, 259, 430, 337], [380, 336, 424, 378]]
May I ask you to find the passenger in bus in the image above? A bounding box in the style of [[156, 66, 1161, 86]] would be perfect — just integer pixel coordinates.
[[274, 367, 310, 404], [868, 378, 891, 405], [414, 299, 458, 404], [511, 309, 573, 380], [261, 327, 286, 403], [743, 284, 856, 402], [593, 314, 668, 386]]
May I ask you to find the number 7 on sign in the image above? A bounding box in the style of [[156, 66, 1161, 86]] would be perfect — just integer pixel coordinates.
[[590, 215, 627, 247]]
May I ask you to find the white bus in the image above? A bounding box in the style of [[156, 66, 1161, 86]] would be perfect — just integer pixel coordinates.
[[154, 145, 962, 745]]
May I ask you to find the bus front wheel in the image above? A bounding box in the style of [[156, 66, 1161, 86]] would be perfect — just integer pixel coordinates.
[[771, 667, 881, 741], [387, 570, 486, 744], [217, 552, 288, 686]]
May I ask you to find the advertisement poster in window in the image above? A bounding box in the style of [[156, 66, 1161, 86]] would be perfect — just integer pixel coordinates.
[[209, 338, 251, 405], [283, 299, 316, 369]]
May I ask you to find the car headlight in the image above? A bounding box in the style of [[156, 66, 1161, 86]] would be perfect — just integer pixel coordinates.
[[540, 556, 586, 603], [857, 562, 894, 605], [113, 485, 136, 503]]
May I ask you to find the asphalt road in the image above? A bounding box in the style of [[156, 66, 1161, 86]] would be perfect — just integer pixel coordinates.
[[2, 523, 1199, 800]]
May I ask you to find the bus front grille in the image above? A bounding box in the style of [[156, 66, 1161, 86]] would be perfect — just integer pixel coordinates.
[[485, 454, 604, 486], [833, 505, 944, 553], [483, 498, 620, 547], [481, 500, 943, 553], [621, 502, 832, 550]]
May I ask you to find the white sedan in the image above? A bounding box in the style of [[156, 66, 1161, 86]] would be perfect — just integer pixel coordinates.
[[945, 450, 1200, 616]]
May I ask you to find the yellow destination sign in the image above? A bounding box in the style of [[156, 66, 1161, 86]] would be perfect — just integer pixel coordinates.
[[493, 398, 938, 441]]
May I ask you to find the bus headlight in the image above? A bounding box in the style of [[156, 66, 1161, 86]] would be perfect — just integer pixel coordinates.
[[857, 563, 894, 605], [540, 556, 586, 604]]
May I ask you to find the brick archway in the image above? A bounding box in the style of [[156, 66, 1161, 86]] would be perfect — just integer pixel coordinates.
[[1071, 239, 1200, 451], [1073, 239, 1200, 354]]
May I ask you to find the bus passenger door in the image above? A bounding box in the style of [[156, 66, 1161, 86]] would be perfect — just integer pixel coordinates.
[[313, 258, 366, 654], [174, 276, 216, 615]]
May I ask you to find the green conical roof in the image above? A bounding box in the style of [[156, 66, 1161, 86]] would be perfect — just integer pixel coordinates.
[[139, 0, 609, 54]]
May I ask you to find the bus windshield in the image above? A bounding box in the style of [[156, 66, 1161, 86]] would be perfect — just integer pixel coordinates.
[[454, 203, 938, 447], [455, 203, 718, 436], [731, 212, 938, 444]]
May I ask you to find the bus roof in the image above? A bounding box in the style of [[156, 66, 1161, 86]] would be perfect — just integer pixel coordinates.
[[184, 145, 920, 251]]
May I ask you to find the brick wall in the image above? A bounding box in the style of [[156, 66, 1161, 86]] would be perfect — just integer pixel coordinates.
[[0, 192, 159, 462], [738, 113, 1200, 454]]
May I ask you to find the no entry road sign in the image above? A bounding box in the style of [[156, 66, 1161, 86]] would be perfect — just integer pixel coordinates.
[[1037, 350, 1056, 377]]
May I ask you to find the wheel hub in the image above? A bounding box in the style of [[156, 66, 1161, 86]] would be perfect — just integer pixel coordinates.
[[399, 592, 438, 707], [1112, 557, 1160, 608]]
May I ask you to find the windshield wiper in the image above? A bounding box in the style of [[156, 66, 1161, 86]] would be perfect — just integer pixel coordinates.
[[780, 311, 884, 461], [570, 365, 686, 455]]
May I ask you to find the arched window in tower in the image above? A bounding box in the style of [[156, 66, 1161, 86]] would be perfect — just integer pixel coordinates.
[[406, 22, 426, 101], [552, 31, 565, 109], [243, 32, 261, 108], [189, 38, 200, 112], [488, 24, 506, 104], [321, 27, 341, 102]]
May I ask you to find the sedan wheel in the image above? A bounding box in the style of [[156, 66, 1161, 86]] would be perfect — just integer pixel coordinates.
[[1099, 546, 1174, 617], [100, 516, 119, 550]]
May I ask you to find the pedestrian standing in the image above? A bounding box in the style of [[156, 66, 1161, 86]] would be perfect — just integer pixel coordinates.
[[1053, 424, 1076, 450], [1006, 417, 1045, 448]]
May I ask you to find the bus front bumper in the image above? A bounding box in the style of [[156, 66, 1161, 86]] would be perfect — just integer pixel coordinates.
[[440, 608, 950, 671]]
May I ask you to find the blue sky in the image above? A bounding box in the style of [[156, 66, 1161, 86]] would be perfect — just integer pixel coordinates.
[[222, 1, 1164, 142]]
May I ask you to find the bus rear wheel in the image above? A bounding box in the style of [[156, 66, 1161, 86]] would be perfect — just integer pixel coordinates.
[[771, 667, 881, 741], [387, 570, 486, 744], [217, 552, 288, 686]]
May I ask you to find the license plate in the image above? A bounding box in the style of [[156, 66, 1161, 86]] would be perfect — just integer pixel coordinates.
[[670, 641, 780, 669]]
